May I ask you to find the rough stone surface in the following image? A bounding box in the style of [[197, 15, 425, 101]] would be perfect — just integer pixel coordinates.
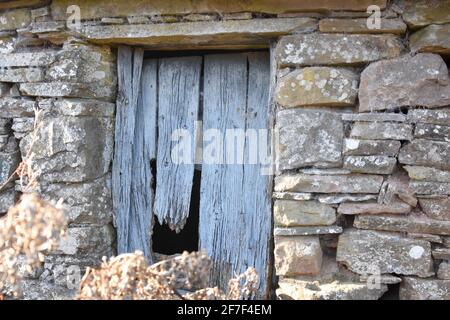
[[55, 224, 115, 256], [38, 175, 113, 225], [277, 278, 387, 300], [404, 166, 450, 183], [359, 53, 450, 112], [399, 277, 450, 300], [0, 52, 56, 67], [274, 174, 383, 194], [410, 181, 450, 195], [343, 155, 396, 174], [419, 197, 450, 221], [0, 8, 31, 31], [275, 34, 402, 67], [274, 226, 343, 236], [275, 236, 322, 276], [438, 262, 450, 280], [0, 97, 36, 118], [350, 122, 413, 140], [0, 188, 18, 213], [317, 194, 377, 204], [272, 192, 312, 201], [319, 18, 406, 34], [51, 0, 386, 19], [46, 44, 116, 87], [0, 67, 44, 82], [275, 67, 358, 107], [414, 123, 450, 142], [20, 82, 116, 102], [343, 139, 401, 157], [408, 109, 450, 126], [410, 24, 450, 55], [24, 114, 114, 183], [337, 229, 434, 277], [354, 213, 450, 236], [276, 109, 343, 170], [274, 200, 336, 227], [399, 139, 450, 170], [0, 149, 20, 185], [0, 37, 16, 54], [402, 0, 450, 29], [41, 98, 115, 117], [338, 201, 411, 215]]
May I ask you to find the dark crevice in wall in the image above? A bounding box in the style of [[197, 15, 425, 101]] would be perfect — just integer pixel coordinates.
[[380, 283, 400, 300]]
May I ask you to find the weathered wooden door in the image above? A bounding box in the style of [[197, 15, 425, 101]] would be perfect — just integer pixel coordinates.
[[113, 47, 273, 298]]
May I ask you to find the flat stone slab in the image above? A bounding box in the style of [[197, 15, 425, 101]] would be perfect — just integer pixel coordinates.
[[272, 192, 313, 201], [419, 197, 450, 221], [399, 139, 450, 170], [354, 213, 450, 236], [433, 248, 450, 260], [359, 53, 450, 112], [319, 18, 406, 35], [343, 155, 396, 174], [0, 67, 44, 82], [274, 200, 336, 227], [342, 112, 406, 122], [400, 277, 450, 300], [317, 194, 377, 205], [410, 24, 450, 55], [275, 67, 358, 107], [274, 226, 343, 236], [51, 0, 386, 20], [408, 109, 450, 126], [343, 139, 401, 157], [75, 18, 318, 49], [274, 174, 384, 194], [404, 166, 450, 183], [0, 52, 56, 67], [402, 0, 450, 29], [275, 34, 402, 67], [20, 82, 116, 102], [276, 109, 343, 170], [350, 122, 413, 140], [277, 278, 387, 300], [414, 123, 450, 142], [337, 229, 434, 277], [410, 181, 450, 195], [338, 201, 411, 215], [0, 97, 36, 118]]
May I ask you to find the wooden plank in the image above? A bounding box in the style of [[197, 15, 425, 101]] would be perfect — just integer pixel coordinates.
[[128, 59, 158, 262], [112, 47, 148, 258], [199, 52, 272, 298], [153, 56, 202, 231]]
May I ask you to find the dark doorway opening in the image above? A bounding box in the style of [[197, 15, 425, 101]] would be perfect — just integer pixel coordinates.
[[152, 169, 201, 255]]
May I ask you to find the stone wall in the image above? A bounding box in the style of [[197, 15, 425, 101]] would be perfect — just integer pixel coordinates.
[[273, 1, 450, 300], [1, 1, 117, 299], [0, 0, 449, 300]]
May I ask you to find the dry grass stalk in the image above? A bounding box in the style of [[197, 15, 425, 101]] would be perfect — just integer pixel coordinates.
[[0, 194, 67, 295], [78, 251, 259, 300]]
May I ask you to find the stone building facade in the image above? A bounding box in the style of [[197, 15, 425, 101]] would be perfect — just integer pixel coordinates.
[[0, 0, 449, 299]]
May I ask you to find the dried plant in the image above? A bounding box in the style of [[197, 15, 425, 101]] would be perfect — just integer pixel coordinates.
[[0, 194, 67, 295], [78, 251, 259, 300], [0, 108, 43, 195]]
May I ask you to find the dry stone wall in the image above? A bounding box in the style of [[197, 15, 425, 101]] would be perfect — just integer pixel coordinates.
[[0, 0, 450, 300], [274, 0, 450, 300]]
